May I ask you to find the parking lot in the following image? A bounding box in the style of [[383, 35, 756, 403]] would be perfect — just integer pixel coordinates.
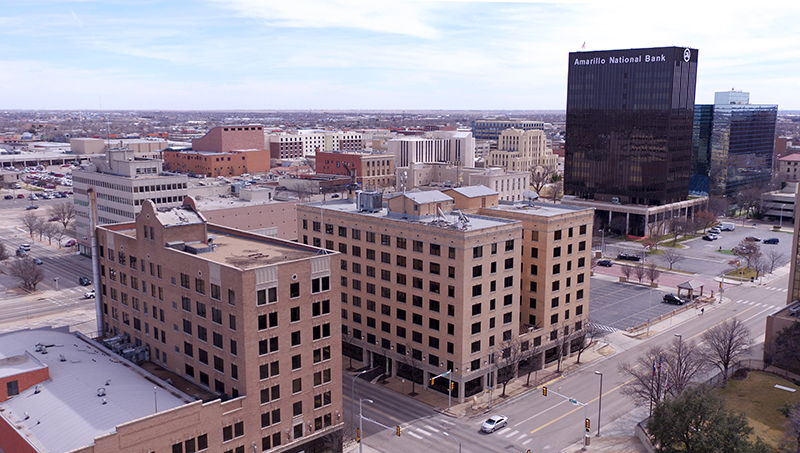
[[605, 220, 793, 276], [588, 278, 683, 333]]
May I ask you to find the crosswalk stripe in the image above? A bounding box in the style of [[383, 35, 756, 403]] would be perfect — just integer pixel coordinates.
[[504, 429, 519, 438], [425, 425, 439, 433], [408, 431, 423, 439], [523, 439, 532, 445], [517, 433, 528, 440], [416, 428, 432, 436]]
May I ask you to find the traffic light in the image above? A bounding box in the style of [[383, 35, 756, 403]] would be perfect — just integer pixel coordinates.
[[542, 386, 548, 396], [430, 377, 435, 385], [356, 427, 361, 442], [584, 418, 591, 432], [396, 425, 401, 437], [526, 450, 531, 453], [450, 381, 455, 390]]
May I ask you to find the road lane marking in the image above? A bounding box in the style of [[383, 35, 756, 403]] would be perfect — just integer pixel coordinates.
[[408, 431, 423, 439], [522, 438, 532, 445], [416, 428, 432, 436], [504, 429, 518, 438], [424, 425, 439, 432]]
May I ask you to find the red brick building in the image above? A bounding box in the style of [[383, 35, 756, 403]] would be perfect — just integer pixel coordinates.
[[315, 151, 395, 190], [163, 149, 270, 177], [192, 125, 265, 153]]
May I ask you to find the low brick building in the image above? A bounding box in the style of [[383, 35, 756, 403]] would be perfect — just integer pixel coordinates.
[[315, 151, 396, 190]]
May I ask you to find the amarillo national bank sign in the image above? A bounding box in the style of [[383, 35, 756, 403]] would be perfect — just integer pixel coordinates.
[[574, 48, 692, 66]]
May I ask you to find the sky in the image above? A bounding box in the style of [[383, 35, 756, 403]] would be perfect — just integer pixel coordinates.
[[1, 0, 798, 110]]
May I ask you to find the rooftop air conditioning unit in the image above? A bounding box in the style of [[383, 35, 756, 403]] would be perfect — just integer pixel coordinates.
[[356, 191, 382, 213]]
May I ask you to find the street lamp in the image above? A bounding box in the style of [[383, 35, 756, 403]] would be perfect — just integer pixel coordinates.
[[442, 431, 462, 453], [351, 370, 369, 431], [598, 228, 605, 254], [594, 371, 603, 437], [358, 398, 373, 453], [780, 203, 786, 229]]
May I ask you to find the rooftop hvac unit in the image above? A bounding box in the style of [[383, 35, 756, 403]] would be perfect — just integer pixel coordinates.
[[356, 191, 382, 213]]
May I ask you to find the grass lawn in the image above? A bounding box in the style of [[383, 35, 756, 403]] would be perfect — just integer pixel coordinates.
[[718, 371, 800, 448], [716, 249, 735, 255], [725, 267, 758, 279]]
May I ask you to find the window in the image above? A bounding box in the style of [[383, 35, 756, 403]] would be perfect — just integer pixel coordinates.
[[212, 307, 222, 325], [195, 278, 205, 295], [257, 287, 277, 305], [473, 246, 483, 258], [472, 265, 482, 278], [554, 247, 561, 258], [311, 276, 330, 293], [472, 284, 482, 297], [290, 282, 300, 298], [505, 239, 515, 251], [430, 243, 441, 256], [291, 354, 302, 370], [210, 284, 220, 300]]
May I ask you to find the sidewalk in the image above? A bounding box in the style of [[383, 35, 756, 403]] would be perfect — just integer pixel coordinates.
[[560, 406, 649, 453]]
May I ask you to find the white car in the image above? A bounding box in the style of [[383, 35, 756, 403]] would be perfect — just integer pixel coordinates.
[[84, 290, 95, 299], [481, 415, 508, 433]]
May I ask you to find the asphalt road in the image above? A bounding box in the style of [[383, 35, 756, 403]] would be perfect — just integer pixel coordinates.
[[348, 273, 791, 453]]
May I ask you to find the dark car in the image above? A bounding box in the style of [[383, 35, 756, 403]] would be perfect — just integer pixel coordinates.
[[744, 236, 761, 242], [78, 276, 92, 286], [32, 258, 43, 265], [617, 253, 641, 262], [663, 294, 685, 305], [3, 195, 12, 200], [25, 205, 38, 210], [763, 238, 780, 244], [597, 259, 613, 267]]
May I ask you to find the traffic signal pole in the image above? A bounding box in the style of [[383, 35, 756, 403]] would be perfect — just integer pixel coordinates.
[[541, 386, 592, 450]]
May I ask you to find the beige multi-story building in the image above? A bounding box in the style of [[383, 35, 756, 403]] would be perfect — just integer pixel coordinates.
[[487, 129, 558, 173], [297, 188, 593, 402], [389, 131, 475, 168], [72, 148, 189, 255], [480, 202, 594, 346], [92, 198, 343, 453], [266, 131, 364, 159], [397, 163, 530, 202]]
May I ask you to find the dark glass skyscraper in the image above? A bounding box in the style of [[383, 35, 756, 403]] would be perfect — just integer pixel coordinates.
[[707, 91, 777, 196], [691, 104, 714, 195], [565, 47, 698, 205]]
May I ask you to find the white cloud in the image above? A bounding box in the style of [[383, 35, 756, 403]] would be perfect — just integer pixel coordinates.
[[212, 0, 441, 39]]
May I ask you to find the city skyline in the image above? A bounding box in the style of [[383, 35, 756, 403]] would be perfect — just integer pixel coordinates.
[[1, 0, 798, 110]]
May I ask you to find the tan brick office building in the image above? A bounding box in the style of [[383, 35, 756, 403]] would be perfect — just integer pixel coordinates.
[[297, 187, 594, 401], [298, 191, 522, 400], [93, 199, 343, 453]]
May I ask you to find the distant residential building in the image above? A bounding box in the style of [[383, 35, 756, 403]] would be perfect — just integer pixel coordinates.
[[472, 119, 545, 140], [777, 154, 800, 183], [162, 149, 270, 177], [92, 199, 343, 453], [487, 128, 557, 173], [266, 131, 363, 158], [315, 151, 396, 190], [396, 163, 530, 202], [565, 47, 698, 205], [72, 149, 189, 255], [388, 131, 475, 167], [707, 90, 778, 196]]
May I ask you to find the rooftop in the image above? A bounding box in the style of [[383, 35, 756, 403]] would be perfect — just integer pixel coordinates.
[[0, 328, 192, 453], [447, 185, 497, 198], [156, 205, 205, 227], [305, 199, 518, 232], [404, 190, 453, 204], [779, 153, 800, 162], [487, 201, 593, 217]]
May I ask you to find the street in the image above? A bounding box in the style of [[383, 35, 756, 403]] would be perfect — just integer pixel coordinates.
[[347, 270, 790, 453]]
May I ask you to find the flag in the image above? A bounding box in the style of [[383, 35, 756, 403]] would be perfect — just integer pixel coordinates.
[[652, 360, 656, 377]]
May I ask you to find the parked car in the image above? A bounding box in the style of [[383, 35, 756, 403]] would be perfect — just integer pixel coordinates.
[[15, 249, 27, 257], [663, 294, 686, 305], [84, 290, 96, 299], [744, 236, 761, 242], [63, 239, 77, 247], [16, 194, 24, 199], [702, 235, 715, 241], [709, 227, 722, 234], [3, 195, 13, 200], [597, 259, 613, 267], [20, 243, 31, 251], [481, 415, 509, 433], [25, 205, 38, 210], [719, 222, 735, 231], [617, 253, 641, 262], [763, 238, 780, 244], [78, 276, 92, 286], [32, 258, 43, 265]]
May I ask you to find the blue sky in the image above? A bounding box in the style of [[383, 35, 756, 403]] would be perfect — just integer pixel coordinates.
[[1, 0, 798, 110]]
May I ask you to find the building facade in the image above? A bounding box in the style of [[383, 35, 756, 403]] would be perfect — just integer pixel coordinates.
[[472, 120, 545, 141], [691, 104, 714, 195], [163, 149, 270, 177], [315, 151, 396, 190], [487, 129, 558, 173], [96, 199, 343, 453], [72, 149, 189, 255], [565, 47, 698, 205], [778, 154, 800, 183], [396, 163, 530, 202], [708, 91, 778, 196], [192, 125, 266, 153], [267, 132, 364, 158], [389, 131, 475, 168]]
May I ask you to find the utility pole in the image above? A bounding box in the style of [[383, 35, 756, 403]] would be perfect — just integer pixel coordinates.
[[358, 398, 373, 453]]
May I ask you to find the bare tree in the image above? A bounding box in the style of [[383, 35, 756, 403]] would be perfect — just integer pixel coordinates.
[[33, 216, 46, 241], [496, 339, 523, 397], [21, 212, 39, 238], [530, 166, 553, 194], [733, 239, 762, 270], [620, 263, 633, 280], [661, 248, 685, 271], [668, 217, 687, 245], [633, 262, 646, 283], [48, 201, 76, 230], [642, 236, 659, 253], [646, 263, 661, 285], [342, 332, 356, 370], [8, 257, 44, 291], [0, 242, 9, 262], [766, 249, 787, 273], [573, 324, 598, 363], [402, 344, 422, 397], [664, 337, 707, 397], [753, 257, 769, 279], [548, 180, 563, 203], [701, 319, 752, 383], [708, 196, 730, 216], [694, 210, 718, 233], [52, 225, 66, 249], [42, 222, 58, 245]]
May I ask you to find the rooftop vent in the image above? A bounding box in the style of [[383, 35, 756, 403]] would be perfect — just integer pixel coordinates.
[[356, 191, 382, 213]]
